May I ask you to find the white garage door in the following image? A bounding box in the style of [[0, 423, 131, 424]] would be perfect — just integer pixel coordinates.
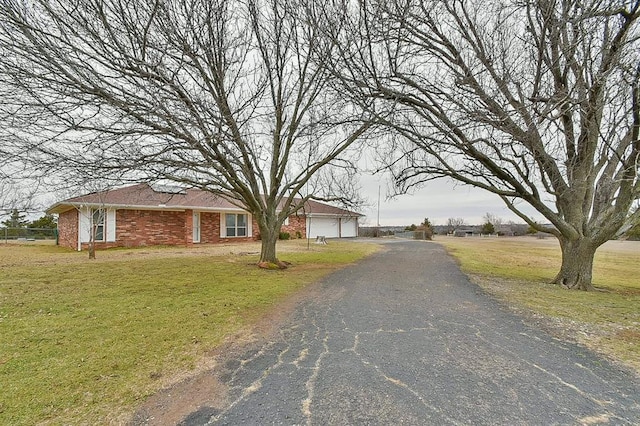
[[306, 217, 339, 238], [306, 217, 358, 238], [340, 217, 358, 237]]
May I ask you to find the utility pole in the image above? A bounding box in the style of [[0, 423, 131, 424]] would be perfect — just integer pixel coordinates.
[[376, 185, 381, 237], [377, 185, 380, 227]]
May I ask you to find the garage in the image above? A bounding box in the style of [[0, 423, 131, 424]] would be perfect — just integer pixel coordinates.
[[339, 217, 358, 237], [306, 216, 359, 239]]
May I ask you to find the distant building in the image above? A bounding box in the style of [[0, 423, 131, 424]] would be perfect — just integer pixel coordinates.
[[453, 228, 477, 237]]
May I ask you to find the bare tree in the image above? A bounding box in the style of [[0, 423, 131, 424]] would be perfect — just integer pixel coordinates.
[[319, 0, 640, 289], [446, 217, 466, 234], [483, 213, 503, 229], [0, 173, 39, 220], [0, 132, 38, 218], [0, 0, 373, 267]]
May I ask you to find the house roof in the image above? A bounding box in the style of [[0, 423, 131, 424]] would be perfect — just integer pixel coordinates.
[[300, 199, 362, 217], [47, 183, 362, 217]]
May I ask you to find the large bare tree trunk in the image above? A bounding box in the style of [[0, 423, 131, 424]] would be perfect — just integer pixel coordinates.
[[259, 230, 280, 268], [553, 238, 596, 291], [256, 210, 286, 269]]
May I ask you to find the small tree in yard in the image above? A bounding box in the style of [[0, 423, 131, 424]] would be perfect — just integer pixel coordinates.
[[320, 0, 640, 290], [0, 0, 373, 268], [481, 221, 495, 236], [421, 217, 434, 240]]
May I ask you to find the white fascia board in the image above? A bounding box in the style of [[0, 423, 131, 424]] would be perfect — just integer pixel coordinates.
[[305, 213, 362, 218], [181, 206, 248, 213], [52, 202, 248, 213]]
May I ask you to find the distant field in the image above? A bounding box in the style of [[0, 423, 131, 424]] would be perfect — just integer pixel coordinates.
[[0, 240, 379, 425], [437, 236, 640, 374]]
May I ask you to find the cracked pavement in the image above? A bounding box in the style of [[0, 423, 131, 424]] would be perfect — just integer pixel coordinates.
[[178, 240, 640, 425]]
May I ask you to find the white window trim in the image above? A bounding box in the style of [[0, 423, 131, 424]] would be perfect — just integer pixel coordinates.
[[220, 213, 252, 238], [193, 211, 201, 243], [92, 209, 106, 242], [78, 207, 116, 247], [106, 210, 116, 242]]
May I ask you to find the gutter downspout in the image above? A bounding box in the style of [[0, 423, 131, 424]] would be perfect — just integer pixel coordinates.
[[77, 212, 82, 251]]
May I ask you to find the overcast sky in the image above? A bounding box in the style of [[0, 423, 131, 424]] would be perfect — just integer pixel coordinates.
[[357, 172, 547, 227]]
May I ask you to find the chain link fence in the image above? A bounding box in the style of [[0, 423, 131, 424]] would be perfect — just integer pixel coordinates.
[[393, 230, 430, 240], [359, 227, 432, 240], [1, 227, 58, 243]]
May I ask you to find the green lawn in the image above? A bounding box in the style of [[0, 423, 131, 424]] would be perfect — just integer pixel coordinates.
[[437, 236, 640, 374], [0, 240, 378, 425]]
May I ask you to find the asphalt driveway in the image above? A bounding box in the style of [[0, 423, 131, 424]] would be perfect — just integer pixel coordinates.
[[156, 240, 640, 425]]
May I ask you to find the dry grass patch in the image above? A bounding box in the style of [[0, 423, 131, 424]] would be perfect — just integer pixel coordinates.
[[437, 236, 640, 374], [0, 240, 379, 425]]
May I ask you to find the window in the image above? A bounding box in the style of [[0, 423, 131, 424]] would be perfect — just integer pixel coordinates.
[[193, 212, 201, 243], [225, 213, 247, 237], [92, 209, 105, 242]]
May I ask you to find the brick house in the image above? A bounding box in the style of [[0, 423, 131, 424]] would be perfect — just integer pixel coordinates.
[[48, 183, 361, 251]]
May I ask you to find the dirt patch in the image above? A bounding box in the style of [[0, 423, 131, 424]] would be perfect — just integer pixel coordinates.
[[130, 370, 228, 426]]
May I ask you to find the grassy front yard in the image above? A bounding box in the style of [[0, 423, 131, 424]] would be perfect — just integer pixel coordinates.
[[437, 236, 640, 375], [0, 240, 378, 425]]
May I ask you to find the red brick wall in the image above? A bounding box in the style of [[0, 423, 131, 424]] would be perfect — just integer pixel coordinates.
[[57, 209, 78, 250], [281, 215, 307, 238], [77, 209, 187, 250], [185, 209, 194, 247], [199, 212, 219, 244], [114, 209, 187, 247], [61, 208, 269, 251]]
